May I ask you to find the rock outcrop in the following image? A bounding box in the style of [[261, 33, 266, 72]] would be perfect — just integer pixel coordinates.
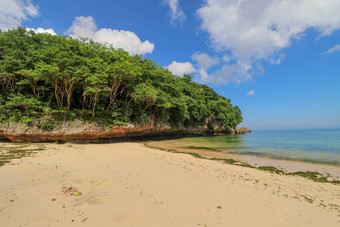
[[231, 127, 252, 135], [0, 121, 251, 143]]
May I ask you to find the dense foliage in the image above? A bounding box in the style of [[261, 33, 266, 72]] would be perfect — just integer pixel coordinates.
[[0, 28, 242, 130]]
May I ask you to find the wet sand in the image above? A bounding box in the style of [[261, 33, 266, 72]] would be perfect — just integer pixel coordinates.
[[146, 140, 340, 177], [0, 142, 340, 226]]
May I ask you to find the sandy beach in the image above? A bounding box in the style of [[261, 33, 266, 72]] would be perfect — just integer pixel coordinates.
[[1, 142, 340, 226]]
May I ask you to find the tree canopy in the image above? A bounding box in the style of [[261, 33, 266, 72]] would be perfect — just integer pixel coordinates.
[[0, 28, 242, 130]]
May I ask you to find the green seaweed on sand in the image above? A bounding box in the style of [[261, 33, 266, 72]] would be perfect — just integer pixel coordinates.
[[290, 171, 340, 184], [143, 143, 340, 185], [258, 166, 285, 174], [239, 163, 257, 169], [251, 166, 340, 184], [299, 195, 314, 203], [231, 151, 340, 166], [0, 144, 45, 167], [186, 152, 205, 159], [210, 157, 238, 165], [183, 146, 221, 152]]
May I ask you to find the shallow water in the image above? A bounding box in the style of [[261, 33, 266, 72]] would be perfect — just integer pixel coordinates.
[[168, 128, 340, 166]]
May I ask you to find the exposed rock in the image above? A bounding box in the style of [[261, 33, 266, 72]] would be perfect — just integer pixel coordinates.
[[0, 121, 251, 143], [231, 127, 252, 135]]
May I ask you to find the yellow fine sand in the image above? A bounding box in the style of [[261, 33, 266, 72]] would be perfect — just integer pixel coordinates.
[[0, 142, 340, 227]]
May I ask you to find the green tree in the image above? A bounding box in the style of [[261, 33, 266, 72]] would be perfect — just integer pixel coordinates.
[[0, 28, 243, 130]]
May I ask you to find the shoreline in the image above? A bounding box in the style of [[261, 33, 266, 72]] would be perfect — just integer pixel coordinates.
[[144, 140, 340, 179], [1, 142, 340, 226]]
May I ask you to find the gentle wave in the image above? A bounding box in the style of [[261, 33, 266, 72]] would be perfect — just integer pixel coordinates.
[[170, 128, 340, 165]]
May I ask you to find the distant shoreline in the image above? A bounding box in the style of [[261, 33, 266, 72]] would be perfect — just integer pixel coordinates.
[[144, 140, 340, 179]]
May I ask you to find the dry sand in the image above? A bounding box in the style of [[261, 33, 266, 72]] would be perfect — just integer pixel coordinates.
[[0, 142, 340, 226]]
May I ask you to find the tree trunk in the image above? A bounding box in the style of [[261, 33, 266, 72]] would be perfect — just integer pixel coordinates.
[[92, 92, 99, 117]]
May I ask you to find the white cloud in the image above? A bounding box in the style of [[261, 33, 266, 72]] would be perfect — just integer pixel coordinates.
[[0, 1, 55, 36], [200, 63, 252, 84], [192, 52, 219, 70], [222, 55, 232, 63], [166, 61, 196, 77], [247, 90, 255, 96], [321, 45, 340, 55], [27, 27, 56, 35], [164, 0, 186, 27], [0, 0, 39, 30], [67, 16, 154, 55], [197, 0, 340, 84]]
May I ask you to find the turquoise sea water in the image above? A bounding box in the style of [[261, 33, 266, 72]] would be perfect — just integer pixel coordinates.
[[171, 128, 340, 166]]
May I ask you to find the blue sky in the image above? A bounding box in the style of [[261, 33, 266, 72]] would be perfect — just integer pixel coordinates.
[[1, 0, 340, 130]]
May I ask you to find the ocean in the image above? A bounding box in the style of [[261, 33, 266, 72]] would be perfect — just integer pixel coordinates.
[[169, 128, 340, 166]]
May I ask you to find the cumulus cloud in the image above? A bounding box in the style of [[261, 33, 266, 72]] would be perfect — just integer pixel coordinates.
[[192, 52, 219, 70], [321, 45, 340, 55], [166, 61, 196, 77], [27, 27, 56, 35], [0, 0, 39, 30], [67, 16, 154, 55], [200, 63, 252, 84], [197, 0, 340, 84], [164, 0, 186, 27], [247, 90, 255, 96]]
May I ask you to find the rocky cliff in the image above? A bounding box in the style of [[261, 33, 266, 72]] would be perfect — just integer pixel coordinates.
[[0, 121, 251, 143]]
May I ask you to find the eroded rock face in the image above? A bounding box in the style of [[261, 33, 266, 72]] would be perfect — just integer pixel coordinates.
[[232, 127, 252, 134], [0, 121, 251, 143]]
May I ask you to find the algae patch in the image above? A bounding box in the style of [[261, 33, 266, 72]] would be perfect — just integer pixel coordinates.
[[144, 142, 340, 185], [0, 143, 45, 167]]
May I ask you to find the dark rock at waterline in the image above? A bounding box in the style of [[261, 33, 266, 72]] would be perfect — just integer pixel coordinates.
[[232, 127, 252, 134]]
